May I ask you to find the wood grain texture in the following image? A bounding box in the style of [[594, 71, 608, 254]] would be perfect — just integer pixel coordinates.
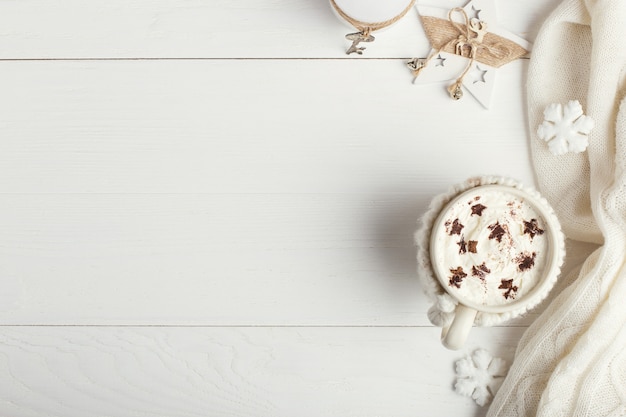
[[0, 0, 572, 415], [0, 326, 524, 417], [0, 0, 561, 59], [0, 59, 534, 194], [0, 191, 594, 325], [0, 192, 558, 325]]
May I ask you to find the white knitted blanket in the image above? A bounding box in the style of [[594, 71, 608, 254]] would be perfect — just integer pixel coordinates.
[[488, 0, 626, 415]]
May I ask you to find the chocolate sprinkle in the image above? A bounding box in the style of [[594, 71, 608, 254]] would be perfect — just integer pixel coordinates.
[[446, 219, 464, 235], [499, 279, 519, 299], [471, 204, 487, 216], [471, 263, 491, 280], [449, 267, 467, 288], [467, 240, 478, 253], [524, 219, 545, 240], [488, 221, 508, 243], [517, 252, 537, 271], [457, 236, 467, 254]]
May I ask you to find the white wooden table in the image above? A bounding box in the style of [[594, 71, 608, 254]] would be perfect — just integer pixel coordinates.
[[0, 0, 572, 415]]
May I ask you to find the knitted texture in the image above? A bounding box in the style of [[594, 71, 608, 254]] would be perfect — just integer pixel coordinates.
[[415, 176, 565, 327], [488, 0, 626, 416]]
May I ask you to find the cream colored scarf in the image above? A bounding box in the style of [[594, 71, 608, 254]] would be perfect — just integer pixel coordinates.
[[488, 0, 626, 415]]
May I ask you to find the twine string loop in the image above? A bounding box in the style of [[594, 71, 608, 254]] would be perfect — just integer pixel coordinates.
[[329, 0, 416, 55]]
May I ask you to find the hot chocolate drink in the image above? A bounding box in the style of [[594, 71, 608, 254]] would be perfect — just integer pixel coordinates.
[[430, 187, 549, 307]]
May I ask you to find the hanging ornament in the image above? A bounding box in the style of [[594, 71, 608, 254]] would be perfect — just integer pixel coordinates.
[[329, 0, 415, 55], [408, 0, 531, 108]]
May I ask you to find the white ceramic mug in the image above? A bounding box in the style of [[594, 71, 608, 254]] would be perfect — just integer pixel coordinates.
[[429, 184, 564, 350]]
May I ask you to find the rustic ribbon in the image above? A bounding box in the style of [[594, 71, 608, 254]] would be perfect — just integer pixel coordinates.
[[410, 7, 528, 99]]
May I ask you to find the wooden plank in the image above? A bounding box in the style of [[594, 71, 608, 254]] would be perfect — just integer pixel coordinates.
[[0, 0, 560, 59], [0, 192, 593, 325], [0, 326, 524, 417], [0, 59, 535, 194], [0, 193, 425, 325]]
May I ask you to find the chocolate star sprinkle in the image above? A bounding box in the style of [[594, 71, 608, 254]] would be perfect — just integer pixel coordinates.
[[516, 252, 537, 271], [499, 279, 518, 299], [457, 236, 467, 254], [471, 204, 487, 216], [446, 219, 464, 235], [523, 219, 545, 240], [488, 221, 508, 243], [449, 267, 467, 288], [468, 240, 478, 253], [471, 263, 491, 280]]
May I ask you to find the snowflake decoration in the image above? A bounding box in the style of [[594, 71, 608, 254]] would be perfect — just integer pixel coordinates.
[[537, 100, 594, 155], [454, 349, 508, 406]]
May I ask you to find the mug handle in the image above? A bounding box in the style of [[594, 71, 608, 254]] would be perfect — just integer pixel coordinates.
[[441, 304, 477, 350]]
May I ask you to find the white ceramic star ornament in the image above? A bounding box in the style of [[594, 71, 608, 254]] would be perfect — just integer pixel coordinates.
[[410, 0, 532, 108]]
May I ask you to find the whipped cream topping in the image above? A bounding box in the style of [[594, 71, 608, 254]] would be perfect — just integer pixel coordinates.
[[431, 188, 549, 307]]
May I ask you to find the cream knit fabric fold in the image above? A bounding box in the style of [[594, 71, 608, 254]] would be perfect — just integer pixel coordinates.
[[488, 0, 626, 416]]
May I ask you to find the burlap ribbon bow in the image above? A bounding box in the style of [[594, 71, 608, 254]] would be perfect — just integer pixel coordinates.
[[409, 7, 528, 100]]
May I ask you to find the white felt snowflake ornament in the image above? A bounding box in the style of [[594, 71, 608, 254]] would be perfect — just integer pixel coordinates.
[[454, 349, 508, 406], [537, 100, 594, 155]]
